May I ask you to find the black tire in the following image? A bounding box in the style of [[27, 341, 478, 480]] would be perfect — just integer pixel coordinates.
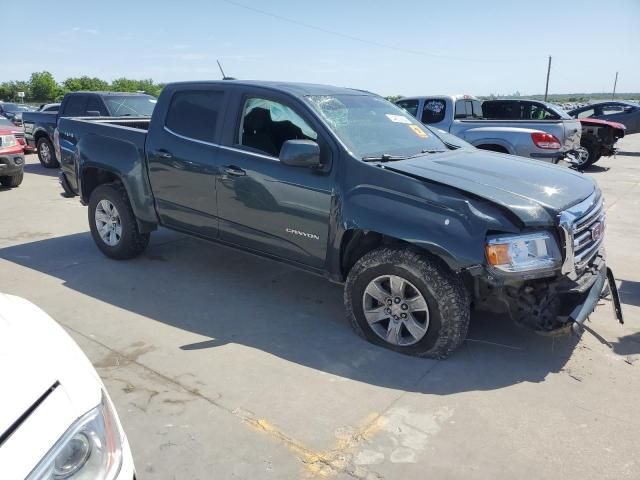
[[576, 139, 600, 169], [344, 247, 470, 359], [88, 182, 150, 260], [0, 171, 24, 187], [36, 137, 59, 168]]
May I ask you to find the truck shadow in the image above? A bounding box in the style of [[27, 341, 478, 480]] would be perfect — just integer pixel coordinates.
[[0, 230, 608, 395], [22, 161, 59, 177]]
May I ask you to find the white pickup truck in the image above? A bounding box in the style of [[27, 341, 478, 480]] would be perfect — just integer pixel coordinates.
[[396, 95, 581, 164]]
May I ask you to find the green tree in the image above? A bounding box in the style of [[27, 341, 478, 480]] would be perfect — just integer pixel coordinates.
[[385, 95, 403, 103], [29, 71, 59, 102], [63, 76, 109, 92]]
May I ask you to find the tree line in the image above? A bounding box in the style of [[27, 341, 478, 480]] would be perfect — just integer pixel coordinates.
[[0, 71, 165, 103]]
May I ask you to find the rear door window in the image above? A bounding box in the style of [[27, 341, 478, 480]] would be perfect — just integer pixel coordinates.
[[395, 99, 419, 118], [600, 104, 625, 116], [165, 90, 225, 143], [62, 96, 88, 116], [421, 99, 447, 124], [577, 107, 595, 118]]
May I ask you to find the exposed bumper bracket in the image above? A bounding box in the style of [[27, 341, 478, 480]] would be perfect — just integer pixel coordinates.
[[570, 266, 624, 335]]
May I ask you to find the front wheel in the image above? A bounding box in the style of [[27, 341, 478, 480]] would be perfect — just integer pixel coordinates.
[[0, 171, 23, 187], [36, 137, 59, 168], [344, 248, 470, 358], [574, 140, 600, 169], [88, 183, 150, 259]]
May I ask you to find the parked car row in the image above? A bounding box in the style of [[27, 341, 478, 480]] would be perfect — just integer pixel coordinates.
[[395, 96, 637, 170], [396, 95, 581, 165]]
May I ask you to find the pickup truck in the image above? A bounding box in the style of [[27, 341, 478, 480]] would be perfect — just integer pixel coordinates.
[[56, 80, 622, 358], [22, 91, 156, 168], [395, 95, 581, 164]]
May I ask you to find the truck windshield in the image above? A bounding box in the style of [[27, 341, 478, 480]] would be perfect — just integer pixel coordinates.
[[103, 95, 157, 117], [307, 95, 446, 158]]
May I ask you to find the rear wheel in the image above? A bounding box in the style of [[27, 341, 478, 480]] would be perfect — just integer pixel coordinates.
[[0, 171, 23, 187], [88, 183, 149, 259], [37, 137, 59, 168], [344, 248, 470, 358]]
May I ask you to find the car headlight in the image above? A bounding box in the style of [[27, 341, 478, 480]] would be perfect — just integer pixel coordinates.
[[0, 134, 17, 147], [27, 392, 123, 480], [485, 231, 561, 273]]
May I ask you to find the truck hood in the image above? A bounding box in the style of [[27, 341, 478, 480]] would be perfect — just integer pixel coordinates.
[[385, 149, 596, 226]]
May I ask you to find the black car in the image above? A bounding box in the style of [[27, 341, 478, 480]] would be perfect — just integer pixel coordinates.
[[568, 101, 640, 134]]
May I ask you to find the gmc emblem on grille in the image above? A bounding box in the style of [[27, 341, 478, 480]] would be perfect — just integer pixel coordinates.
[[590, 221, 603, 242]]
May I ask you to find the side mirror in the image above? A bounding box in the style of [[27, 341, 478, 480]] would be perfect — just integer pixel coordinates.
[[279, 139, 320, 167], [86, 110, 101, 117]]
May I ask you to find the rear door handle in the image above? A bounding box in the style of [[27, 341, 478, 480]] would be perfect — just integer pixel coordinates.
[[224, 166, 246, 177], [156, 150, 173, 159]]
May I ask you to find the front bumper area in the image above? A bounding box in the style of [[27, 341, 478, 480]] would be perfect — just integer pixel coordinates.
[[0, 153, 25, 175], [474, 252, 623, 333]]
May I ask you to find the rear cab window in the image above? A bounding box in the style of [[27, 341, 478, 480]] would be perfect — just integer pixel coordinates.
[[62, 95, 88, 116], [165, 90, 225, 143], [421, 99, 447, 124], [86, 96, 108, 116]]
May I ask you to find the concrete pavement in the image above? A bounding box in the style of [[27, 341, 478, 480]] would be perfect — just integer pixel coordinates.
[[1, 136, 639, 479]]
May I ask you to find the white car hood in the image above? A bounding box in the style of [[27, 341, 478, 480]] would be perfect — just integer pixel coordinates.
[[0, 294, 103, 478]]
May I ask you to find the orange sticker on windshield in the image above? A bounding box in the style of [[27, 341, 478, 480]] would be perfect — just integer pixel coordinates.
[[408, 124, 428, 138]]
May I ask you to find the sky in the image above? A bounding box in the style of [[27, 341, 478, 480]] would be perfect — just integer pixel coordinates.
[[3, 0, 639, 97]]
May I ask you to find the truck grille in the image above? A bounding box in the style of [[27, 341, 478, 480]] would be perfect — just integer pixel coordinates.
[[559, 191, 605, 275], [572, 197, 604, 269]]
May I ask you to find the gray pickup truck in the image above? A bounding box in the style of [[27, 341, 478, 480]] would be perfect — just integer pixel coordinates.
[[396, 95, 581, 164], [56, 80, 622, 358]]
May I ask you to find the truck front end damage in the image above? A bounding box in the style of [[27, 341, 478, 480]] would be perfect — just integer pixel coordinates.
[[472, 190, 623, 333]]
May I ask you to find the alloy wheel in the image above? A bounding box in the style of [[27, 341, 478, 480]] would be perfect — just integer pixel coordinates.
[[95, 199, 122, 246], [362, 274, 430, 346]]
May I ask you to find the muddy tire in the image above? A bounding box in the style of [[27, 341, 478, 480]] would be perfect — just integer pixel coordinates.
[[36, 137, 59, 168], [88, 182, 149, 260], [344, 247, 470, 359], [0, 171, 23, 187]]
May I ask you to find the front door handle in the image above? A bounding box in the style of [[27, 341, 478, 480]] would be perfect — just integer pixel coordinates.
[[156, 150, 173, 159], [224, 166, 246, 177]]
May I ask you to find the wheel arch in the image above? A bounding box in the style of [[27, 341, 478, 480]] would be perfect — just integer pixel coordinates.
[[80, 165, 157, 233], [338, 228, 462, 282]]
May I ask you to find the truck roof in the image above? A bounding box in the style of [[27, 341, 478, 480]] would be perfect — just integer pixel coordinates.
[[398, 94, 480, 102], [166, 80, 372, 97], [65, 91, 154, 97]]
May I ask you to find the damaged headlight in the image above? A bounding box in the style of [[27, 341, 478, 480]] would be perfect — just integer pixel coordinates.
[[27, 392, 123, 480], [485, 231, 561, 273]]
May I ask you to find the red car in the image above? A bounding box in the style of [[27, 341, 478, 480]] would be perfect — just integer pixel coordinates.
[[0, 127, 25, 187], [574, 117, 625, 168], [0, 115, 35, 153]]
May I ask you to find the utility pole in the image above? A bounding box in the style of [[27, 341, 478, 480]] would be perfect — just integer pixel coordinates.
[[544, 55, 552, 102], [612, 71, 618, 100]]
